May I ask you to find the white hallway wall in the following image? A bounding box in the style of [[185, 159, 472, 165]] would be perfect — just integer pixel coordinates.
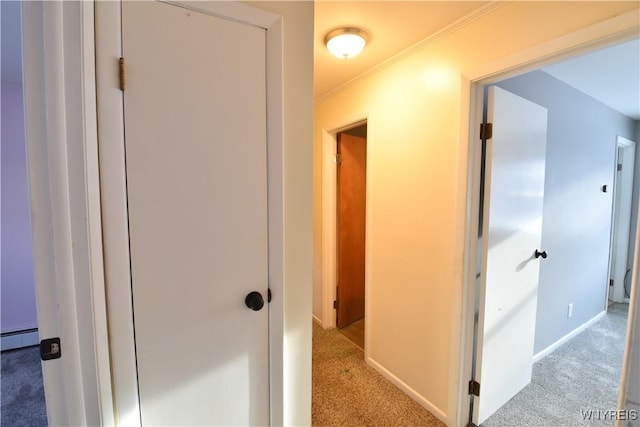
[[313, 2, 640, 423]]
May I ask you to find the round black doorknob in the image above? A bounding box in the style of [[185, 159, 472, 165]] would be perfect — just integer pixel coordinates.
[[245, 291, 264, 311], [535, 249, 548, 259]]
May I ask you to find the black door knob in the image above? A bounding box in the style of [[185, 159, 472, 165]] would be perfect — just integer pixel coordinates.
[[535, 250, 548, 259], [245, 291, 264, 311]]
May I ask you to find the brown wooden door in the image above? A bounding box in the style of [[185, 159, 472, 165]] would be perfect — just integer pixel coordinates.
[[337, 131, 366, 328]]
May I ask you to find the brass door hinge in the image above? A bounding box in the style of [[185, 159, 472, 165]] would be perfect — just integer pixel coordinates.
[[480, 123, 493, 140], [119, 57, 126, 91]]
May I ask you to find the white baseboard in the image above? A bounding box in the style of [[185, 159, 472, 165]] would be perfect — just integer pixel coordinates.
[[1, 329, 40, 351], [366, 356, 448, 424], [312, 314, 323, 327], [533, 310, 606, 363]]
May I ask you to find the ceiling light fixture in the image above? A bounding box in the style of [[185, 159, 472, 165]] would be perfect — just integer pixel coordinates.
[[324, 28, 369, 59]]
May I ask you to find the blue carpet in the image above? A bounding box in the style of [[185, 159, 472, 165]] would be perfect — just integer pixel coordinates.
[[1, 345, 47, 426]]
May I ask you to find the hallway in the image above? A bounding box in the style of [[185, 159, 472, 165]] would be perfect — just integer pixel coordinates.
[[312, 322, 444, 426]]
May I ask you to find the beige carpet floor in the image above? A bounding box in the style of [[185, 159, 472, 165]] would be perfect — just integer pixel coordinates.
[[312, 322, 445, 427]]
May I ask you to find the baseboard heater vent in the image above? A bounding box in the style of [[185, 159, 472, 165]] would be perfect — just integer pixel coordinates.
[[1, 328, 40, 351]]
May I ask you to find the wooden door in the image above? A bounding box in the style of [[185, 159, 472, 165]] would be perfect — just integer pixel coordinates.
[[337, 132, 367, 328], [473, 86, 548, 424], [122, 2, 269, 425]]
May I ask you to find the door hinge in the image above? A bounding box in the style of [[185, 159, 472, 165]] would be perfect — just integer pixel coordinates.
[[618, 163, 623, 171], [333, 300, 338, 309], [334, 154, 342, 164], [480, 123, 493, 140], [468, 380, 480, 396], [610, 279, 614, 287], [119, 57, 126, 91]]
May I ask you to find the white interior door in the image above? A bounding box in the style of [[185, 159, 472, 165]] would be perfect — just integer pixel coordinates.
[[122, 2, 269, 425], [473, 86, 548, 425]]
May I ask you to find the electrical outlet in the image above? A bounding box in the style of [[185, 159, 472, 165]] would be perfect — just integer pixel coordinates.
[[568, 303, 573, 318]]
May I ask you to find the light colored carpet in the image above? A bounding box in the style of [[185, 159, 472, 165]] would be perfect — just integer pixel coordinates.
[[339, 318, 365, 350], [312, 322, 445, 427], [484, 303, 629, 426]]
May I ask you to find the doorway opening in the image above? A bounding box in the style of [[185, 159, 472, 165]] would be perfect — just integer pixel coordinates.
[[465, 38, 638, 425], [336, 124, 367, 349], [610, 136, 636, 304], [1, 1, 48, 424]]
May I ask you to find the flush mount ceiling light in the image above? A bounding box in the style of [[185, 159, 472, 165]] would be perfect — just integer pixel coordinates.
[[324, 28, 369, 59]]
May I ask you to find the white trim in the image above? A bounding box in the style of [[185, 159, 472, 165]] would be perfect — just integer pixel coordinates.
[[453, 78, 485, 427], [265, 14, 285, 427], [617, 136, 636, 149], [456, 16, 640, 427], [1, 331, 40, 351], [321, 130, 338, 330], [94, 2, 140, 425], [95, 1, 285, 425], [367, 356, 448, 424], [312, 315, 323, 327], [22, 1, 113, 425], [80, 3, 115, 424], [364, 114, 374, 363], [617, 205, 640, 426], [467, 10, 640, 83], [161, 0, 281, 29], [532, 311, 607, 363]]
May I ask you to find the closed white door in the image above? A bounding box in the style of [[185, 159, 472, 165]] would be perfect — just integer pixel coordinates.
[[122, 2, 269, 425], [473, 86, 548, 425]]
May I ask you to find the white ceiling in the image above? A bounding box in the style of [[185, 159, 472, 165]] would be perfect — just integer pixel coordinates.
[[314, 1, 489, 99], [542, 38, 640, 120], [314, 2, 640, 121], [2, 2, 638, 120]]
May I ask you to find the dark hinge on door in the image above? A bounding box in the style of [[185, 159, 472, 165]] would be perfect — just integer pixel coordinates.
[[468, 380, 480, 396], [480, 123, 493, 140], [333, 300, 338, 309], [119, 57, 126, 91]]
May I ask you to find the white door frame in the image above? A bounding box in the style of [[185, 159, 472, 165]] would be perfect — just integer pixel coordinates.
[[96, 1, 284, 425], [610, 136, 636, 303], [22, 2, 113, 425], [23, 1, 284, 425], [456, 12, 640, 427], [320, 114, 373, 353]]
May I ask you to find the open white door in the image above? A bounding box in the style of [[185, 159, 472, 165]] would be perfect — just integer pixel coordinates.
[[473, 86, 548, 425]]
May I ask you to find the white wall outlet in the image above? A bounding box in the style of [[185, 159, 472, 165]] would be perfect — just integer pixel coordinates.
[[568, 303, 574, 318]]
